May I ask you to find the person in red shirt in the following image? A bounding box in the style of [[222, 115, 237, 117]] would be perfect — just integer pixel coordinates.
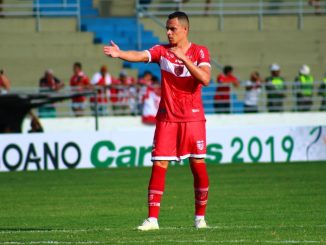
[[110, 70, 136, 115], [70, 62, 90, 117], [104, 11, 211, 230], [214, 65, 239, 114]]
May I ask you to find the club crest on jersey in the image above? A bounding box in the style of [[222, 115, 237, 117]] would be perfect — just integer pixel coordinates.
[[149, 194, 154, 201], [196, 140, 205, 151], [174, 65, 184, 76]]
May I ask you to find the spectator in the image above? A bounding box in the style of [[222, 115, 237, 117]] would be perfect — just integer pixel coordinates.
[[244, 71, 262, 113], [318, 72, 326, 111], [308, 0, 321, 15], [28, 111, 44, 133], [265, 63, 286, 112], [204, 0, 212, 15], [138, 71, 154, 115], [138, 70, 153, 87], [111, 70, 135, 115], [0, 69, 11, 94], [70, 62, 90, 117], [90, 65, 112, 116], [214, 65, 240, 113], [38, 69, 64, 118], [142, 78, 161, 125], [294, 65, 314, 112]]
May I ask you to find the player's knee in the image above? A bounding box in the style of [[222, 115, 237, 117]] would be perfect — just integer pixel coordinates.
[[153, 160, 169, 169], [190, 158, 205, 164]]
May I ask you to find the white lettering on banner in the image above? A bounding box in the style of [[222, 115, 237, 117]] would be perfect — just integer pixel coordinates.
[[0, 126, 325, 172]]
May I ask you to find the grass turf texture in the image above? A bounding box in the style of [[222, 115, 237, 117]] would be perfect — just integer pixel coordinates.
[[0, 162, 325, 245]]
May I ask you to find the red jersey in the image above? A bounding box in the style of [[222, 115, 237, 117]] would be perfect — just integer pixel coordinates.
[[70, 72, 89, 103], [147, 43, 210, 122], [214, 73, 238, 101]]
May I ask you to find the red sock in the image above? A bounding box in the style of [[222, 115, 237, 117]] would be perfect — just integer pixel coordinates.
[[190, 162, 209, 216], [148, 164, 167, 219]]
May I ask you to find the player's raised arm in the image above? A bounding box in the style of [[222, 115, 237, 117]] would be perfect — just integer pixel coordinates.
[[103, 41, 149, 63]]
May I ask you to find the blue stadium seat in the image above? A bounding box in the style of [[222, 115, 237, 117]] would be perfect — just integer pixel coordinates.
[[123, 62, 161, 80], [34, 0, 162, 78], [231, 93, 244, 113]]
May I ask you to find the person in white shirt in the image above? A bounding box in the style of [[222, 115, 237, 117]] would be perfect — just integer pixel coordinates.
[[90, 65, 112, 116], [244, 71, 262, 113], [142, 78, 161, 124]]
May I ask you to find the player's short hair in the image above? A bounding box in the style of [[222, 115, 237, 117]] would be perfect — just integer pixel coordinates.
[[168, 11, 189, 29], [74, 62, 82, 69]]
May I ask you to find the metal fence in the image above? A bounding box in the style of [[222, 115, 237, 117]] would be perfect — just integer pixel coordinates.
[[136, 0, 326, 30], [0, 0, 81, 32], [4, 81, 325, 118]]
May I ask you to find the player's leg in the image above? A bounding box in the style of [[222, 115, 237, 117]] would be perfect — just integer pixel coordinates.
[[137, 160, 168, 231], [190, 157, 209, 229], [178, 121, 209, 228], [138, 122, 178, 231], [148, 160, 168, 219]]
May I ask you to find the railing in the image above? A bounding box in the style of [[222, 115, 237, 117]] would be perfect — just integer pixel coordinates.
[[4, 81, 326, 118], [136, 0, 326, 30], [0, 0, 81, 32]]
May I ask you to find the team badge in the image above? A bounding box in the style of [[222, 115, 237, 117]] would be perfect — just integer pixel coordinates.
[[174, 65, 184, 76], [196, 140, 205, 151], [196, 190, 208, 200], [148, 194, 154, 201]]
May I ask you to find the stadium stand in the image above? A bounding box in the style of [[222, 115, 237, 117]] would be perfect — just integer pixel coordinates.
[[0, 0, 325, 115], [139, 0, 326, 112]]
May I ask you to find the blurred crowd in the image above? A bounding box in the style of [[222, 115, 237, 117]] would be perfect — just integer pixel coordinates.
[[1, 61, 326, 125], [37, 62, 162, 125], [214, 63, 326, 113]]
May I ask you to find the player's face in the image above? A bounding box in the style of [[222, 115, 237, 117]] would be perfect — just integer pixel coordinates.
[[166, 18, 188, 46]]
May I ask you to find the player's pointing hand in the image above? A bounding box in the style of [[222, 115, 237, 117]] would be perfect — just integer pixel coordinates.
[[103, 41, 120, 58], [170, 47, 187, 62]]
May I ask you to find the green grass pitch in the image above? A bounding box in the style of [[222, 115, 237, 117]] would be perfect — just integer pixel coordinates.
[[0, 162, 325, 244]]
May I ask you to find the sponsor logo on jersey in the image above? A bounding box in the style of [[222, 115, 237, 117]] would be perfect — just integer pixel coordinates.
[[174, 65, 184, 76], [196, 140, 205, 151], [192, 109, 200, 113]]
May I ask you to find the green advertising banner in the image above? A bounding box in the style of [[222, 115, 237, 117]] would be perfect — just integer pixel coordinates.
[[0, 125, 325, 172]]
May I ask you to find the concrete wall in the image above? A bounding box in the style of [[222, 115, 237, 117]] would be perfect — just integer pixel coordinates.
[[22, 112, 326, 133]]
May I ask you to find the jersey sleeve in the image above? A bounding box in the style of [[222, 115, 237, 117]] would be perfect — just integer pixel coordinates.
[[197, 46, 211, 68], [146, 45, 162, 63]]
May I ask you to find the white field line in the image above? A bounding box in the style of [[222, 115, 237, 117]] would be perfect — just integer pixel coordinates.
[[0, 224, 325, 234], [160, 224, 326, 230], [0, 240, 323, 244], [0, 228, 111, 234]]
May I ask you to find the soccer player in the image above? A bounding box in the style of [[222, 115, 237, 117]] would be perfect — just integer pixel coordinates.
[[103, 11, 211, 230]]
